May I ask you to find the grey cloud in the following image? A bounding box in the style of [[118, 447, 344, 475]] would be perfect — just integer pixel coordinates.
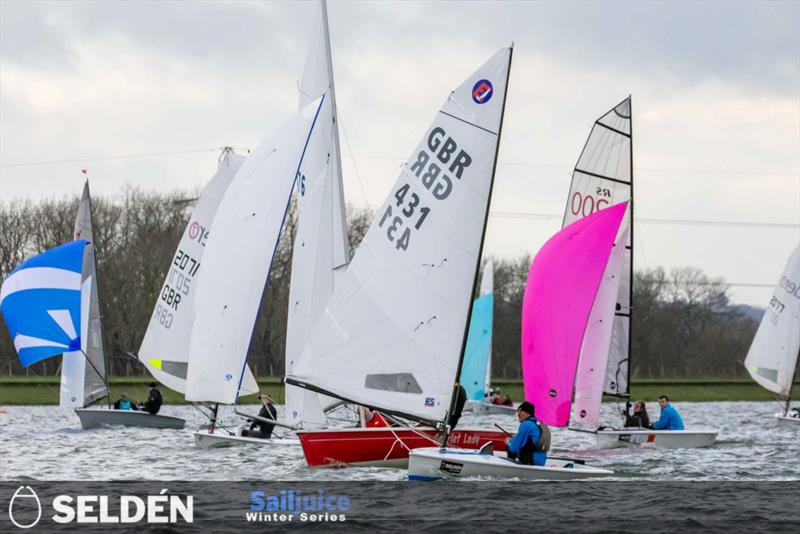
[[2, 1, 797, 96]]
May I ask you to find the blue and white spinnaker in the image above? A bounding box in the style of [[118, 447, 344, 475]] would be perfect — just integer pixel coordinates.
[[0, 240, 88, 367]]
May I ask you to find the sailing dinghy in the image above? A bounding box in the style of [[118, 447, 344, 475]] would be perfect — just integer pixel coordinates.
[[191, 0, 352, 448], [408, 203, 627, 480], [288, 47, 516, 468], [461, 261, 514, 416], [0, 237, 186, 429], [184, 90, 331, 447], [562, 97, 716, 449], [744, 245, 800, 424], [45, 183, 184, 429]]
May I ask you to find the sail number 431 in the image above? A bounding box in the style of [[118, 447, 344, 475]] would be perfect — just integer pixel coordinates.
[[378, 183, 431, 251]]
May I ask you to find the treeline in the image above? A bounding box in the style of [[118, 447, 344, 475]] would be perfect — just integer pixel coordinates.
[[0, 189, 759, 379]]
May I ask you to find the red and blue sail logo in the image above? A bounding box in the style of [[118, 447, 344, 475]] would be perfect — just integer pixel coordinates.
[[471, 79, 493, 104]]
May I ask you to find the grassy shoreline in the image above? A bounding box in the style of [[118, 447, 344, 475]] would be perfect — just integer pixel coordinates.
[[0, 377, 796, 405]]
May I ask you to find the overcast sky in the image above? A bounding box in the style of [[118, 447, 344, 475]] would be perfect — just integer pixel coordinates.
[[1, 0, 798, 306]]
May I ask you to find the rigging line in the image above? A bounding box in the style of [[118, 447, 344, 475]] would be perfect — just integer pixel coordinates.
[[0, 147, 230, 168], [345, 204, 799, 228], [336, 112, 370, 206], [328, 155, 799, 177]]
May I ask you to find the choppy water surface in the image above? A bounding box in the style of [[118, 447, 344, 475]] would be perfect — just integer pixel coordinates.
[[1, 401, 797, 481]]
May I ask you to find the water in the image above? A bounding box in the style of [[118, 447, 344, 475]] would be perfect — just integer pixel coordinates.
[[1, 401, 797, 481]]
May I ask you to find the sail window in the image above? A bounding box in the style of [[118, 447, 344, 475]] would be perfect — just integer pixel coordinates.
[[365, 373, 423, 394]]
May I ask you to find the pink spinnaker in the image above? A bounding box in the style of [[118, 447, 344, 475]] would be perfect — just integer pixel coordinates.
[[521, 202, 628, 427]]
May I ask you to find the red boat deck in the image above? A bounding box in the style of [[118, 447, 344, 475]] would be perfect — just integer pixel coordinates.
[[297, 426, 508, 467]]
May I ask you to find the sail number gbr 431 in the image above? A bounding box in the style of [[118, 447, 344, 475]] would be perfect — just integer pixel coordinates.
[[378, 126, 472, 252]]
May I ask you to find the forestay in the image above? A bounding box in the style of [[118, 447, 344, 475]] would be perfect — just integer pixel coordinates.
[[288, 48, 512, 424], [744, 245, 800, 398], [570, 226, 630, 430], [562, 97, 632, 397], [1, 240, 88, 367], [138, 149, 258, 396], [285, 0, 350, 428], [522, 202, 628, 427], [60, 182, 109, 407], [185, 95, 330, 405], [460, 260, 494, 401]]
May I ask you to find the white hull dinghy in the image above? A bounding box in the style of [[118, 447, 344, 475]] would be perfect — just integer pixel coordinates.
[[465, 400, 516, 416], [193, 428, 300, 449], [594, 429, 718, 449], [775, 412, 800, 424], [75, 408, 185, 430], [408, 447, 613, 481]]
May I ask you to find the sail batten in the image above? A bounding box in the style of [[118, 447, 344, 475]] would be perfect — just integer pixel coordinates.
[[289, 48, 512, 424]]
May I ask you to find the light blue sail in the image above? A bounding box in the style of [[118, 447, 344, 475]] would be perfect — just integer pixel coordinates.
[[0, 240, 88, 367], [460, 293, 494, 401]]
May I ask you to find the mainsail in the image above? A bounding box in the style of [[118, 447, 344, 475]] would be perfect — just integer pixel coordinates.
[[288, 47, 512, 424], [284, 0, 350, 428], [60, 183, 108, 408], [522, 202, 628, 427], [562, 97, 633, 397], [184, 95, 330, 405], [744, 245, 800, 399], [1, 240, 88, 367], [138, 149, 258, 396], [460, 260, 494, 401]]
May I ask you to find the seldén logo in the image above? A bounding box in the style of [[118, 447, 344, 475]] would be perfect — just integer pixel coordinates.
[[7, 486, 193, 528], [8, 486, 42, 529]]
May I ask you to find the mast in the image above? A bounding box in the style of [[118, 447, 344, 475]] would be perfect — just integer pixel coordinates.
[[320, 0, 350, 267], [84, 179, 112, 407], [442, 44, 513, 446], [625, 96, 634, 399]]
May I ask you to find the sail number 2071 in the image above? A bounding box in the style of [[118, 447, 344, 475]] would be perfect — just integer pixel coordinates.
[[378, 183, 431, 251]]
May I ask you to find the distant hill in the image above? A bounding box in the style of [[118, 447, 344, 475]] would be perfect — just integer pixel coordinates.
[[735, 304, 765, 322]]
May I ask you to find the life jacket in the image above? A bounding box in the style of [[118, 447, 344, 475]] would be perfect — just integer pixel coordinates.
[[119, 399, 132, 410], [533, 419, 551, 452]]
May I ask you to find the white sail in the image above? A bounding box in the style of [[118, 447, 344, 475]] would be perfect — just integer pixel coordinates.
[[60, 181, 108, 408], [138, 149, 257, 396], [288, 48, 512, 423], [481, 259, 494, 396], [570, 227, 630, 430], [284, 0, 349, 428], [562, 97, 632, 397], [745, 245, 800, 398], [185, 95, 330, 404]]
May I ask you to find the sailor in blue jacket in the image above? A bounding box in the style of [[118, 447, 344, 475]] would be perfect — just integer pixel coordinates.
[[505, 401, 549, 466], [651, 395, 685, 430]]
